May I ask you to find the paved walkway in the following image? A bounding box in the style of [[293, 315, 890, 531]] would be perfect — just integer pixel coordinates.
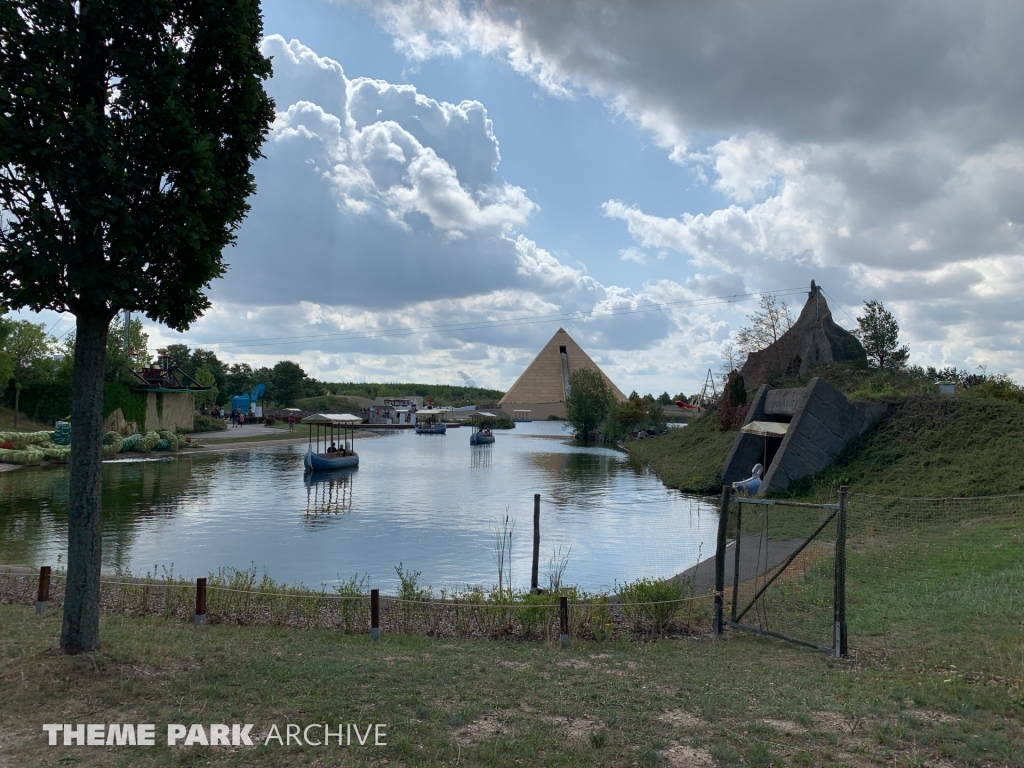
[[188, 423, 298, 440], [680, 536, 805, 596]]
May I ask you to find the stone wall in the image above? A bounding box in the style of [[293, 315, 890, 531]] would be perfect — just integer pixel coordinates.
[[721, 378, 889, 494], [103, 391, 195, 435]]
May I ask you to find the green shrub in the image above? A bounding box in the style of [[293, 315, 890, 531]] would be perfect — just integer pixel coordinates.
[[189, 413, 227, 432], [616, 576, 693, 635]]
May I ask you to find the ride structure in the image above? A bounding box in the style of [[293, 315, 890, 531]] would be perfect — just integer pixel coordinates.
[[469, 412, 496, 445], [414, 409, 447, 435], [301, 413, 361, 471]]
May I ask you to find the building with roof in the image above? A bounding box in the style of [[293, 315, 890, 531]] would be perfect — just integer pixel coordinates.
[[498, 328, 627, 420]]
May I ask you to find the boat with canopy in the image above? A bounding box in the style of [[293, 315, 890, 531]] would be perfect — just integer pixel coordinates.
[[413, 408, 447, 434], [469, 412, 496, 445], [301, 413, 362, 471]]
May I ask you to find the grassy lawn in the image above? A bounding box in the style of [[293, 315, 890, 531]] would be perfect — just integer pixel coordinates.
[[2, 509, 1021, 767]]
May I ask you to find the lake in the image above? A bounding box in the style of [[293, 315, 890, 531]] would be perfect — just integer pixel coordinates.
[[0, 421, 720, 593]]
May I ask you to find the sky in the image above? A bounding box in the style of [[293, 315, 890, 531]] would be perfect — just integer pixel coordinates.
[[19, 0, 1024, 396]]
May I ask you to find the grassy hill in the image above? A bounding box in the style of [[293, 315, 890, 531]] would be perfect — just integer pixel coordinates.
[[624, 414, 738, 494], [0, 405, 52, 433], [625, 393, 1024, 499]]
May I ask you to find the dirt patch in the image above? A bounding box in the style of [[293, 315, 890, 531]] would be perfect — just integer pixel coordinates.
[[813, 710, 867, 736], [538, 714, 599, 742], [903, 708, 960, 725], [761, 718, 806, 734], [659, 709, 707, 731], [453, 712, 512, 744], [662, 743, 714, 767], [588, 653, 613, 659], [556, 658, 592, 670]]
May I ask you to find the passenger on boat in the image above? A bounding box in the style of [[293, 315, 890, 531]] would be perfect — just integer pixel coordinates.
[[327, 442, 337, 453]]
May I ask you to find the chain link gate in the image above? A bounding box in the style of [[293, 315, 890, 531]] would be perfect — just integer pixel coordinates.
[[713, 487, 848, 656]]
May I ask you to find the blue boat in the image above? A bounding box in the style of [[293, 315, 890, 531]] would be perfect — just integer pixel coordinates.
[[470, 411, 496, 444], [301, 413, 362, 471], [414, 409, 447, 435]]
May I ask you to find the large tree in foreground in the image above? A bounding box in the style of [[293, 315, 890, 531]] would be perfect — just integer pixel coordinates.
[[0, 0, 274, 653]]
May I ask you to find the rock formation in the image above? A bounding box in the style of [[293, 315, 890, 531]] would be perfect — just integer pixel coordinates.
[[741, 282, 866, 389]]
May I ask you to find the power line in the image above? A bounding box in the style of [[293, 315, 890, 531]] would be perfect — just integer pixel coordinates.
[[821, 288, 860, 330], [178, 287, 810, 353]]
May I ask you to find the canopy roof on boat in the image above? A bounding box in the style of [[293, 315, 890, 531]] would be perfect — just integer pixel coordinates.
[[474, 412, 497, 418], [416, 409, 446, 416], [301, 413, 363, 426], [740, 420, 789, 437]]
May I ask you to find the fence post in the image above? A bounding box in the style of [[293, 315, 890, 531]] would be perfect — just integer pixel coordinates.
[[36, 566, 51, 615], [194, 578, 207, 626], [531, 493, 541, 593], [713, 486, 731, 635], [731, 501, 744, 623], [370, 588, 380, 641], [559, 595, 569, 649], [835, 486, 849, 657]]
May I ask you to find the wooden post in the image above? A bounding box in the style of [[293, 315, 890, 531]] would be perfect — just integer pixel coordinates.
[[559, 595, 569, 649], [36, 566, 51, 614], [834, 486, 849, 657], [731, 501, 743, 623], [713, 486, 731, 635], [531, 493, 541, 593], [194, 578, 207, 626], [370, 588, 380, 641]]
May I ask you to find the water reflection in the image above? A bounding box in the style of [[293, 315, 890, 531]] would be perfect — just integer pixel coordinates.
[[0, 422, 720, 592], [304, 468, 355, 521]]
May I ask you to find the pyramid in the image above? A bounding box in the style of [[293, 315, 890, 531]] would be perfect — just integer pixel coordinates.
[[740, 282, 867, 389], [498, 328, 627, 419]]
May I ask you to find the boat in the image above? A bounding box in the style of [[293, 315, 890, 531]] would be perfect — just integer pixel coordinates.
[[469, 412, 496, 445], [413, 408, 447, 435], [301, 413, 362, 471]]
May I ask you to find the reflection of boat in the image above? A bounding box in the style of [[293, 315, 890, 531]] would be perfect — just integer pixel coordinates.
[[301, 413, 361, 471], [304, 467, 354, 516], [470, 411, 496, 445], [414, 409, 447, 435]]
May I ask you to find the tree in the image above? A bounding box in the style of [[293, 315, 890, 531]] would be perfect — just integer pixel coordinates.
[[856, 300, 909, 370], [0, 313, 16, 396], [192, 365, 219, 409], [735, 294, 794, 357], [190, 349, 227, 403], [272, 361, 307, 407], [225, 363, 255, 395], [565, 368, 613, 439], [657, 391, 672, 406], [0, 1, 274, 653], [4, 320, 52, 427], [165, 344, 193, 374]]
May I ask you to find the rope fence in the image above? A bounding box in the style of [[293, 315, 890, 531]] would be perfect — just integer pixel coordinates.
[[0, 569, 711, 642]]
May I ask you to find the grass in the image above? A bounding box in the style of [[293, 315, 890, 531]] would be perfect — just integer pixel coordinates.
[[623, 413, 738, 494], [786, 394, 1024, 499], [2, 507, 1021, 766], [0, 405, 52, 433]]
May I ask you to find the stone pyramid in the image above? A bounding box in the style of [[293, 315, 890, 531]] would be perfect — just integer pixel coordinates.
[[498, 328, 627, 419], [740, 282, 867, 388]]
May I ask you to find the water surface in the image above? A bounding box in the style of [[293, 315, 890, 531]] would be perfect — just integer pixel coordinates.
[[0, 422, 719, 593]]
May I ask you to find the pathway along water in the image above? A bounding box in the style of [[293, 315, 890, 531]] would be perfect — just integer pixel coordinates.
[[0, 422, 719, 593]]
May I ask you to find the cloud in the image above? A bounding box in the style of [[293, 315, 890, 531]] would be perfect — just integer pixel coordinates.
[[352, 1, 1024, 378], [618, 247, 647, 265]]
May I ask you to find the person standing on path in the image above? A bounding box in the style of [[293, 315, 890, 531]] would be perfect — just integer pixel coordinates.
[[288, 413, 295, 432]]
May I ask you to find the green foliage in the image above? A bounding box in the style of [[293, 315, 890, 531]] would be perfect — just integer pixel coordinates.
[[271, 360, 307, 407], [191, 365, 218, 409], [616, 576, 693, 635], [102, 382, 148, 429], [728, 371, 747, 407], [856, 300, 909, 370], [657, 391, 673, 406], [600, 394, 666, 440], [623, 413, 737, 493], [190, 413, 227, 433], [565, 368, 614, 438], [0, 0, 275, 329], [784, 395, 1024, 499], [294, 395, 362, 414]]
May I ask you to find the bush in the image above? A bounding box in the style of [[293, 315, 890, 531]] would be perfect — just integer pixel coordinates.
[[616, 576, 693, 635], [190, 413, 227, 433]]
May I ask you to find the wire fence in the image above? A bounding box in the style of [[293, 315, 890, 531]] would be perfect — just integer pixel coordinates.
[[0, 569, 711, 642]]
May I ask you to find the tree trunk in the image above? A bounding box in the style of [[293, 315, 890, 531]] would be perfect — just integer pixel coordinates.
[[61, 311, 109, 654]]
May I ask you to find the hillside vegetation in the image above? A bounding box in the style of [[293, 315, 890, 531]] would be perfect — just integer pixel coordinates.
[[624, 414, 738, 494], [626, 375, 1024, 499]]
